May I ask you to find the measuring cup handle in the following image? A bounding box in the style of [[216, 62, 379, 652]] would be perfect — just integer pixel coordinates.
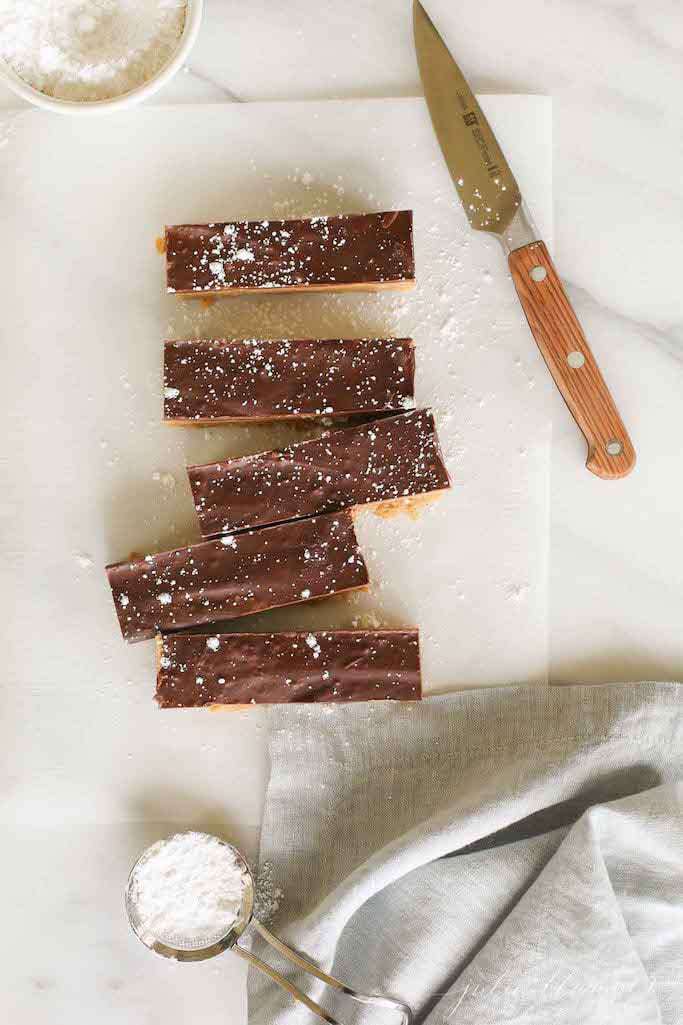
[[242, 918, 413, 1025], [233, 943, 342, 1025]]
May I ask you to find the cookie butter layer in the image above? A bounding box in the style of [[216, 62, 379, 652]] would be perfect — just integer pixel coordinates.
[[163, 338, 415, 423], [189, 409, 451, 538], [105, 512, 368, 643], [165, 211, 415, 296], [156, 630, 421, 706]]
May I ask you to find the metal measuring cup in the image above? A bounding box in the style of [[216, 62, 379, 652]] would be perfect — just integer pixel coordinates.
[[125, 831, 413, 1025]]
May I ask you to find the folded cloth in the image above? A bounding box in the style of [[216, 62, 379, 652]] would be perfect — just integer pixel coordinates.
[[247, 683, 683, 1024]]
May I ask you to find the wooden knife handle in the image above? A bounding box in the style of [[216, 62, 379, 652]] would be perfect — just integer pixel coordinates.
[[508, 241, 635, 479]]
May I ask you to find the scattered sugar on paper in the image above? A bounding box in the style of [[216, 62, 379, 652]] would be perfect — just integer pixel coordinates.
[[130, 832, 248, 947], [152, 470, 177, 489]]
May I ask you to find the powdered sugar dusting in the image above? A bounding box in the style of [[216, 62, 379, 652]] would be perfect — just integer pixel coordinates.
[[163, 337, 415, 422], [107, 514, 368, 642], [189, 409, 450, 538], [165, 211, 414, 295]]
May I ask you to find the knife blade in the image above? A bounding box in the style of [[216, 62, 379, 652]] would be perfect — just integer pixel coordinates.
[[413, 0, 635, 479]]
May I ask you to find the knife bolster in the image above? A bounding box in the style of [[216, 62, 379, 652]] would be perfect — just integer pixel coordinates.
[[497, 204, 539, 255]]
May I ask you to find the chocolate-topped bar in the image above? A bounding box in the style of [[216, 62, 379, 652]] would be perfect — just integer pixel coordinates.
[[105, 512, 368, 643], [163, 337, 415, 424], [156, 630, 421, 706], [165, 211, 415, 296], [189, 409, 451, 538]]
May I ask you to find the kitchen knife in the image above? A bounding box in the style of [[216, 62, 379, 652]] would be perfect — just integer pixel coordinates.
[[414, 1, 635, 479]]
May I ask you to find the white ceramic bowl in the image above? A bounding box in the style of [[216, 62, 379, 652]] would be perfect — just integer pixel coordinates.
[[0, 0, 203, 115]]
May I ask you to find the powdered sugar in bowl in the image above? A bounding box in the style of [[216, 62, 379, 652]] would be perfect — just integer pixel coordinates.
[[0, 0, 203, 115]]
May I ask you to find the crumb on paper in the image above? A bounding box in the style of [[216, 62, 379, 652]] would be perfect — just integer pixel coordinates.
[[372, 492, 443, 522]]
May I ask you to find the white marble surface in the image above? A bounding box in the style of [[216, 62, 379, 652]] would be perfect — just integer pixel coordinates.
[[1, 2, 682, 1023]]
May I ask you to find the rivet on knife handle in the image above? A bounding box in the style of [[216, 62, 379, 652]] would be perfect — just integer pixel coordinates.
[[508, 241, 635, 479]]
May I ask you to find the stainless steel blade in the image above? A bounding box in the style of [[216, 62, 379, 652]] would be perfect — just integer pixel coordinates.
[[414, 1, 536, 247]]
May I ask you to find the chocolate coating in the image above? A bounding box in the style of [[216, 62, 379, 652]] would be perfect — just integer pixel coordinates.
[[190, 409, 451, 538], [105, 512, 368, 643], [165, 211, 415, 295], [163, 338, 415, 423], [156, 630, 421, 706]]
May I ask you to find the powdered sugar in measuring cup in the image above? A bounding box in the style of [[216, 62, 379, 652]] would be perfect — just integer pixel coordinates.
[[126, 831, 412, 1024]]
